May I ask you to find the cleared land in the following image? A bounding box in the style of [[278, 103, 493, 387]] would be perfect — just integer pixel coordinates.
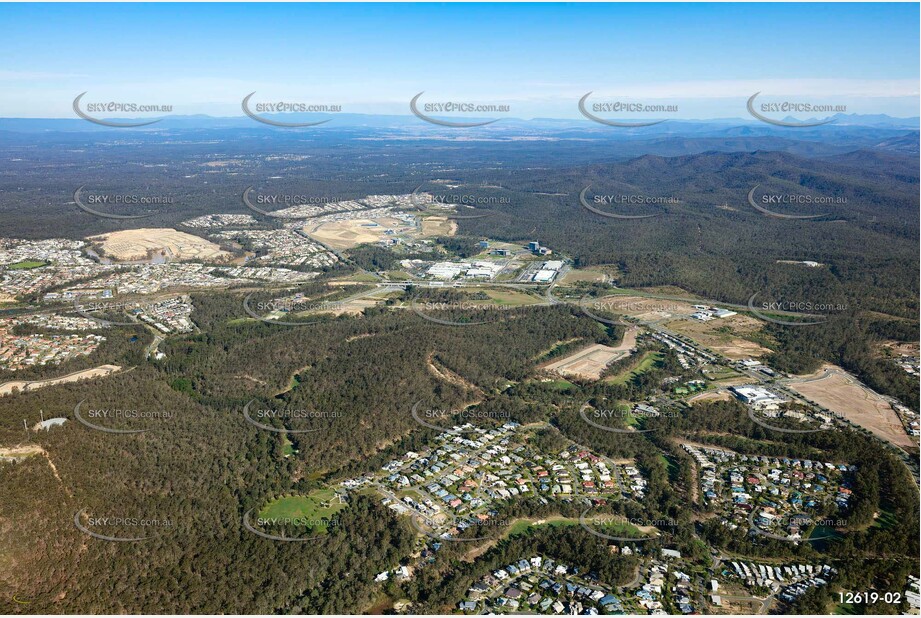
[[591, 292, 770, 359], [546, 344, 625, 380], [0, 364, 122, 397], [544, 327, 639, 380], [668, 317, 771, 360], [0, 444, 44, 460], [302, 217, 415, 250], [88, 228, 230, 263], [688, 390, 733, 405], [785, 364, 915, 450], [474, 288, 543, 306], [559, 267, 608, 284], [419, 216, 456, 236]]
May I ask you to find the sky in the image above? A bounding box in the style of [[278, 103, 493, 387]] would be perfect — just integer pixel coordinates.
[[0, 3, 918, 120]]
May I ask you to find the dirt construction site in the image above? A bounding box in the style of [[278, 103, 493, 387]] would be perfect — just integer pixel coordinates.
[[88, 228, 230, 263], [544, 327, 639, 380], [784, 364, 916, 450]]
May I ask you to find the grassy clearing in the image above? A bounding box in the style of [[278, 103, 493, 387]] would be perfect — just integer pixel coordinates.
[[259, 488, 346, 532], [541, 378, 577, 390], [7, 260, 47, 270], [476, 288, 543, 306], [605, 351, 664, 385], [385, 270, 413, 281], [507, 518, 580, 537]]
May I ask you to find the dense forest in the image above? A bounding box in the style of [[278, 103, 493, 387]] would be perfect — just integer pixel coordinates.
[[1, 285, 918, 613]]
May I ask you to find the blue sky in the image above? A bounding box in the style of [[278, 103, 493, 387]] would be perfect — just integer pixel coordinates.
[[0, 3, 918, 119]]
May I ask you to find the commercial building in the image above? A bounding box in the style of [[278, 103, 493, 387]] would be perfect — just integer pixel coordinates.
[[730, 385, 785, 409]]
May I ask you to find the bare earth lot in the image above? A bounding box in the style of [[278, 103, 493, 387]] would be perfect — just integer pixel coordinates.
[[545, 327, 639, 380], [419, 216, 456, 236], [302, 217, 415, 250], [668, 315, 772, 360], [785, 364, 916, 450], [88, 228, 230, 262], [665, 314, 769, 360]]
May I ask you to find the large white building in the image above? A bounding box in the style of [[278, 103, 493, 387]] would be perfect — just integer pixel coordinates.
[[731, 385, 785, 409]]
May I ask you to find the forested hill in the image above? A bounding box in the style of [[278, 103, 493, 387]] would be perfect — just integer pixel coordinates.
[[459, 148, 919, 320]]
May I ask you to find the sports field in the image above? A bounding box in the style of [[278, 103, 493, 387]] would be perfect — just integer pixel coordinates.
[[6, 260, 47, 270]]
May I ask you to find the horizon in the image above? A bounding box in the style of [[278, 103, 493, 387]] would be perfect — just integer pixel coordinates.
[[2, 110, 919, 129]]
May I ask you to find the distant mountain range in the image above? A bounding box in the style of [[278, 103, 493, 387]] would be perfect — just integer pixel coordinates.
[[0, 111, 918, 132]]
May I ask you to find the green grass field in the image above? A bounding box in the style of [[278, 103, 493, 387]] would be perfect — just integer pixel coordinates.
[[592, 520, 648, 539], [478, 288, 543, 306], [540, 378, 576, 391], [605, 351, 664, 385], [259, 488, 346, 533], [7, 260, 47, 270], [385, 270, 413, 281], [507, 518, 580, 537]]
